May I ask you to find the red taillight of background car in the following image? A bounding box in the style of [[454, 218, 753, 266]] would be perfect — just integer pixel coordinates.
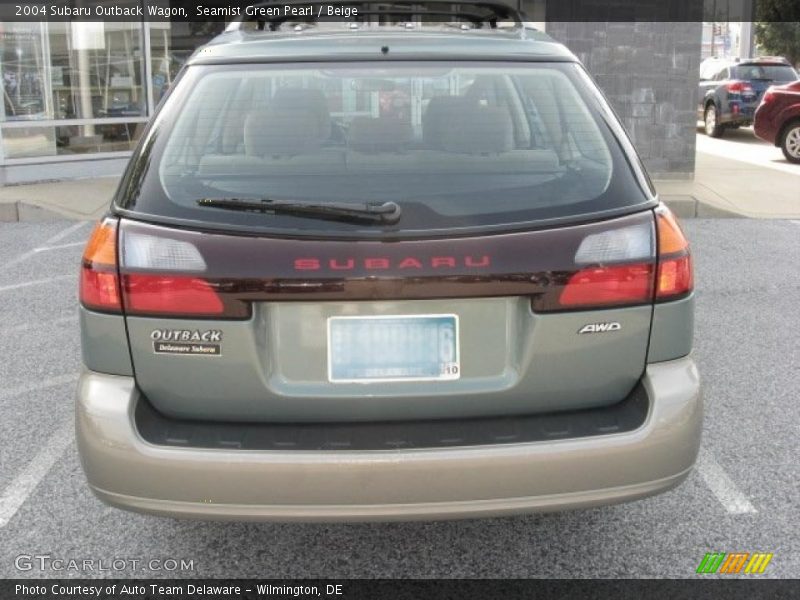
[[726, 80, 754, 95], [80, 219, 122, 313]]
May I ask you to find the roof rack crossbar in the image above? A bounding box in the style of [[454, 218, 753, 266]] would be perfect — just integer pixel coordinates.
[[228, 0, 524, 32]]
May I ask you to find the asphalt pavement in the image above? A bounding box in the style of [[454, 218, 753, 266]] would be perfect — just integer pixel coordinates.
[[0, 218, 798, 579]]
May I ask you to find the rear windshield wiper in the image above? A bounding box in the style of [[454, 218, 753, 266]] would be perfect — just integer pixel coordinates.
[[197, 198, 401, 225]]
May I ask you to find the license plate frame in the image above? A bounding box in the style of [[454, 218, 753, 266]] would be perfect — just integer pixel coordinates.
[[327, 314, 460, 383]]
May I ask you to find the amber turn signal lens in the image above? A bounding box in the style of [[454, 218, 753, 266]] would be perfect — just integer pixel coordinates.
[[655, 207, 693, 300], [82, 220, 117, 267], [80, 219, 121, 312]]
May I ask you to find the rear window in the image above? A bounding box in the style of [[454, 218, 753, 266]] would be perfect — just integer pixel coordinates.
[[116, 61, 650, 237], [730, 64, 798, 82]]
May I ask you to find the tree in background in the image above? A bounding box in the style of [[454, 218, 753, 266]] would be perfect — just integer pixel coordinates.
[[755, 0, 800, 66]]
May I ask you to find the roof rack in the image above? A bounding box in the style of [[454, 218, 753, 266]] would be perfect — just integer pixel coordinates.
[[227, 0, 524, 33]]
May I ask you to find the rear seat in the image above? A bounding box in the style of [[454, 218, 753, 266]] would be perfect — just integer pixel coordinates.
[[198, 91, 559, 177], [199, 88, 344, 175], [422, 96, 478, 149], [346, 99, 559, 174], [347, 116, 413, 153], [439, 105, 514, 154]]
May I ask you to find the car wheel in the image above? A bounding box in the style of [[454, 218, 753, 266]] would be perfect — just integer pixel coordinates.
[[704, 104, 724, 138], [780, 122, 800, 164]]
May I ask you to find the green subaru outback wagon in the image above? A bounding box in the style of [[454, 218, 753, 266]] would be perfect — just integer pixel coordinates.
[[76, 1, 700, 521]]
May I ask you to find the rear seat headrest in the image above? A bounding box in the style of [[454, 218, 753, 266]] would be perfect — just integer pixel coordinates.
[[271, 87, 331, 140], [244, 109, 321, 157], [348, 117, 413, 153], [423, 96, 479, 149], [439, 105, 514, 155]]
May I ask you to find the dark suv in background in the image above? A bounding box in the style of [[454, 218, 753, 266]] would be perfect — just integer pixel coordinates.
[[698, 56, 799, 137]]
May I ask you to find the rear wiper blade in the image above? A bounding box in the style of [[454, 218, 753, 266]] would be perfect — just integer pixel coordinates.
[[197, 198, 401, 225]]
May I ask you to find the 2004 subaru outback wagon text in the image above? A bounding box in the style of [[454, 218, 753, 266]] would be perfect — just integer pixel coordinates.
[[76, 2, 701, 521]]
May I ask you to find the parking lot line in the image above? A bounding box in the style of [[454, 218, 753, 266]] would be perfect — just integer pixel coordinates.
[[32, 241, 87, 253], [0, 420, 73, 528], [697, 448, 757, 515], [1, 221, 87, 271], [0, 275, 73, 293], [41, 221, 89, 245]]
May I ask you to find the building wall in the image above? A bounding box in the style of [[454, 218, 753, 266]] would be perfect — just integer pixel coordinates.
[[545, 22, 702, 179], [1, 15, 702, 183]]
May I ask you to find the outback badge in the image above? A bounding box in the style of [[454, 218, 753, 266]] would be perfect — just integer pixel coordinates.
[[151, 329, 223, 356], [578, 322, 621, 334]]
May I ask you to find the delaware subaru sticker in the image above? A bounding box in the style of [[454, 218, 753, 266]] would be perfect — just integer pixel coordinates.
[[151, 329, 223, 356]]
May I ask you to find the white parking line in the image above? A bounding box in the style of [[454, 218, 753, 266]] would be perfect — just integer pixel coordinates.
[[43, 221, 89, 245], [0, 373, 79, 401], [32, 241, 86, 253], [0, 275, 73, 293], [1, 221, 87, 271], [0, 421, 73, 528], [697, 448, 757, 514]]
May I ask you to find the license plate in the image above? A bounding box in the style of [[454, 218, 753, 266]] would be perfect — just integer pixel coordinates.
[[327, 314, 460, 383]]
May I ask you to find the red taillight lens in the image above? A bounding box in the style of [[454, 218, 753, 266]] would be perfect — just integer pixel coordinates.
[[531, 220, 656, 312], [657, 255, 693, 299], [762, 89, 775, 104], [559, 263, 654, 308], [726, 80, 753, 94], [655, 207, 693, 300], [80, 220, 121, 312], [121, 274, 224, 317], [117, 227, 249, 319]]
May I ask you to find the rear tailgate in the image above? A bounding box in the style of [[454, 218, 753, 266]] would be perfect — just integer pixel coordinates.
[[119, 211, 662, 422]]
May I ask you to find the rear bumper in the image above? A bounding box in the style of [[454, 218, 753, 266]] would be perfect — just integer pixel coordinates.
[[76, 357, 701, 521], [718, 113, 753, 126]]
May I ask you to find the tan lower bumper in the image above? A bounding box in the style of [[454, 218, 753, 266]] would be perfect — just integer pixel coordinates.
[[76, 358, 701, 521]]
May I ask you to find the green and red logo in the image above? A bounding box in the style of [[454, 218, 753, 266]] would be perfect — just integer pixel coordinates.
[[696, 552, 773, 574]]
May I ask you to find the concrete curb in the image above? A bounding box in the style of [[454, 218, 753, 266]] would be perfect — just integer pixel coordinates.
[[0, 201, 78, 223], [659, 195, 744, 219]]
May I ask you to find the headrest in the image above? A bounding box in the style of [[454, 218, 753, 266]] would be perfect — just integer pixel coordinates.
[[244, 109, 322, 157], [423, 96, 478, 149], [271, 87, 331, 140], [347, 117, 413, 153], [440, 106, 514, 154]]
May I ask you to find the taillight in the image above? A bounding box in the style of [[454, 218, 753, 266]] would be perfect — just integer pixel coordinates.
[[761, 88, 775, 104], [80, 219, 122, 313], [559, 263, 654, 307], [119, 229, 248, 318], [726, 80, 753, 95], [551, 222, 656, 311], [122, 274, 225, 317], [655, 207, 693, 301]]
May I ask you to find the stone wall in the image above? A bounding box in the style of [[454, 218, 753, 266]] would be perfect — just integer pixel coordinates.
[[544, 22, 702, 179]]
